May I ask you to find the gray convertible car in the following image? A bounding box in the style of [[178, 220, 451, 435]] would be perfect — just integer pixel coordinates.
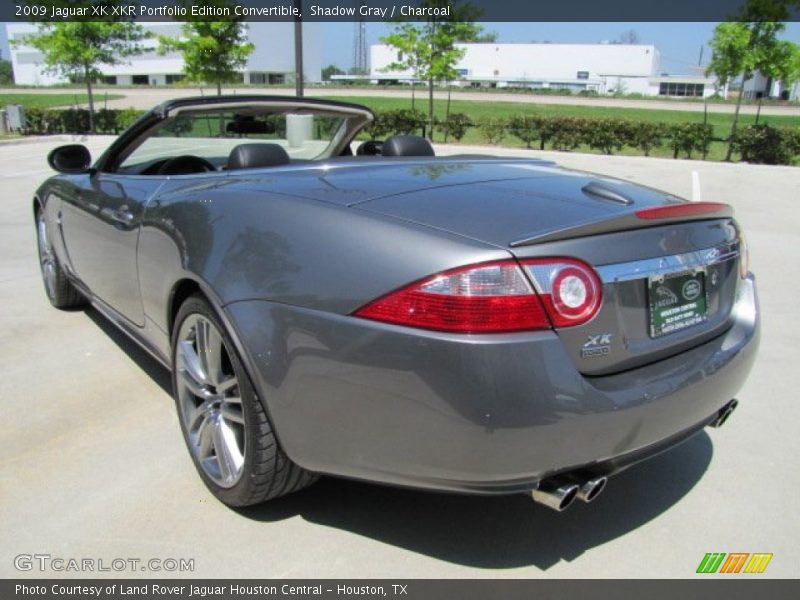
[[35, 96, 759, 511]]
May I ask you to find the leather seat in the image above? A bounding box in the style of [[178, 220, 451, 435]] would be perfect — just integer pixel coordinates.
[[227, 143, 290, 170], [381, 135, 435, 157]]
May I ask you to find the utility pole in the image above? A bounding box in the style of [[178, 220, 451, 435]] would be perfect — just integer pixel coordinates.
[[352, 3, 368, 75], [294, 0, 304, 97]]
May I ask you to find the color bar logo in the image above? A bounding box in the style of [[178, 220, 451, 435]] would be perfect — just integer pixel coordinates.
[[696, 553, 773, 574]]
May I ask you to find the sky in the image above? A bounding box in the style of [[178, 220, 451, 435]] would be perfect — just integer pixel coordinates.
[[2, 22, 799, 76]]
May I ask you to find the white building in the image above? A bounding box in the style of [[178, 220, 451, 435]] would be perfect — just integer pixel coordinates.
[[742, 72, 799, 101], [370, 43, 717, 98], [6, 22, 321, 86]]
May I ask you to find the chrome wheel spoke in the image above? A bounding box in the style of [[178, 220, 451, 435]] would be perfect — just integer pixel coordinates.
[[178, 365, 207, 399], [195, 416, 214, 459], [185, 398, 214, 430], [216, 376, 238, 395], [37, 215, 56, 297], [196, 317, 223, 387], [178, 339, 209, 389], [212, 418, 243, 484], [220, 403, 245, 425]]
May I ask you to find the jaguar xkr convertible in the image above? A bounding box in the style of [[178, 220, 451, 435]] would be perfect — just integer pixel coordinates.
[[34, 96, 759, 511]]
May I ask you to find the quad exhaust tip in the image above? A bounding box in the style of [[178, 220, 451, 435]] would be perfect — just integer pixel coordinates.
[[710, 399, 739, 428], [531, 472, 608, 511], [569, 474, 608, 503], [531, 480, 579, 512]]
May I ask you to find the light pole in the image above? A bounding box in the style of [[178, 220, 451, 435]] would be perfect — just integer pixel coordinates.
[[294, 0, 304, 97]]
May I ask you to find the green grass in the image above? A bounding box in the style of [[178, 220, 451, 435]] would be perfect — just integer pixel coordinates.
[[0, 93, 124, 109], [322, 95, 800, 162]]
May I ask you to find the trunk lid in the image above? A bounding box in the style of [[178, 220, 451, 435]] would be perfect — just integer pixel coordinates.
[[353, 161, 744, 376]]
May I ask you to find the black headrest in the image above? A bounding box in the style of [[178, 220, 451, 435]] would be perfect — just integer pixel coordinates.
[[227, 143, 290, 170], [382, 135, 435, 157]]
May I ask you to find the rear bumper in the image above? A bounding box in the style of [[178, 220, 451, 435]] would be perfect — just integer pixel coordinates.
[[225, 275, 759, 494]]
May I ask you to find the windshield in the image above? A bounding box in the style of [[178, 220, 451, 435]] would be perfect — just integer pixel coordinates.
[[117, 109, 350, 173]]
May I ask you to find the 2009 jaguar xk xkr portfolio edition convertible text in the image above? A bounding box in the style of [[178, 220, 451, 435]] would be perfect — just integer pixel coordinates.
[[35, 96, 759, 511]]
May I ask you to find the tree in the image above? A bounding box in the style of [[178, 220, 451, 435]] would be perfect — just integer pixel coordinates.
[[16, 1, 145, 132], [0, 60, 13, 85], [322, 65, 345, 81], [707, 21, 793, 159], [380, 0, 484, 140], [158, 0, 254, 95], [707, 0, 799, 160], [461, 31, 498, 43], [618, 29, 641, 45]]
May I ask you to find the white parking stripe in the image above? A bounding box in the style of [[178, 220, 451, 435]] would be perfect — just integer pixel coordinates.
[[691, 170, 702, 202]]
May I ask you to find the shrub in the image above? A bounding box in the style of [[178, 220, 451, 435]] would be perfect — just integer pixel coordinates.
[[59, 109, 91, 134], [507, 114, 542, 149], [667, 123, 713, 159], [365, 109, 426, 139], [363, 112, 390, 140], [585, 118, 633, 155], [24, 107, 60, 135], [477, 117, 506, 144], [384, 109, 427, 136], [733, 124, 796, 165], [549, 116, 583, 151], [115, 108, 145, 131], [629, 122, 667, 157], [436, 113, 472, 142]]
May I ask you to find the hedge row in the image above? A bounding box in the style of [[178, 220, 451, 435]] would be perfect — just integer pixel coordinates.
[[23, 107, 145, 135], [369, 109, 799, 164], [20, 107, 800, 165]]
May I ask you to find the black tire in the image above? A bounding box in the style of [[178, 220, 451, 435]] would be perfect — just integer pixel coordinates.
[[171, 294, 317, 507], [36, 207, 85, 309]]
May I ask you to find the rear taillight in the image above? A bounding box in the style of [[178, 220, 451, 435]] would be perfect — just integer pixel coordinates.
[[521, 258, 602, 327], [354, 258, 603, 333], [354, 260, 550, 333]]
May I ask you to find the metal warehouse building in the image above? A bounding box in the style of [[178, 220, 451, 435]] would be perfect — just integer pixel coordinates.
[[6, 22, 322, 86], [370, 42, 718, 98]]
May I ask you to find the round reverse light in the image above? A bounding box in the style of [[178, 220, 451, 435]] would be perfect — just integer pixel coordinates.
[[558, 274, 588, 309], [551, 265, 600, 320]]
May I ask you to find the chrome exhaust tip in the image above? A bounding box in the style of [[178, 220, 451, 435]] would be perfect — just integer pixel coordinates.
[[531, 479, 579, 512], [710, 399, 739, 428], [569, 474, 608, 503]]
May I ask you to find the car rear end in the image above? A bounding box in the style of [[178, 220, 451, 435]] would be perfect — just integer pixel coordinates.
[[225, 160, 760, 510]]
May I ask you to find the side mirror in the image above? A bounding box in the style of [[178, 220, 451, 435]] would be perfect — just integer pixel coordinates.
[[48, 145, 92, 174]]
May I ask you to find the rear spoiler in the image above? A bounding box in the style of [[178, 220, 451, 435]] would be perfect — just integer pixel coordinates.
[[510, 202, 734, 247]]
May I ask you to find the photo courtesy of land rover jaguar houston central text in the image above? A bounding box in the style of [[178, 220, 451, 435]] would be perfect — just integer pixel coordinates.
[[34, 96, 759, 511]]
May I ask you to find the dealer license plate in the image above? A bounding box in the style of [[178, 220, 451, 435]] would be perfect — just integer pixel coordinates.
[[647, 270, 708, 338]]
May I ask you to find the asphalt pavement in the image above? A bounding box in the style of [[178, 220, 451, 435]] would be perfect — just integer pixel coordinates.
[[0, 137, 798, 578]]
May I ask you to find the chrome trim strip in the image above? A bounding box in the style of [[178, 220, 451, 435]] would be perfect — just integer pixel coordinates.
[[596, 243, 739, 283]]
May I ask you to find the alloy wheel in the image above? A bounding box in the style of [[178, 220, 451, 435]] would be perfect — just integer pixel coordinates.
[[37, 212, 57, 300], [176, 314, 246, 488]]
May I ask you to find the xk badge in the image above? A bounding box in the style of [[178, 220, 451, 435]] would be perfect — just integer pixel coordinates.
[[581, 334, 613, 358]]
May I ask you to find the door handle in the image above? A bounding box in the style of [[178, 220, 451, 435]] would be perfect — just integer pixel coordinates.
[[103, 205, 134, 226]]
